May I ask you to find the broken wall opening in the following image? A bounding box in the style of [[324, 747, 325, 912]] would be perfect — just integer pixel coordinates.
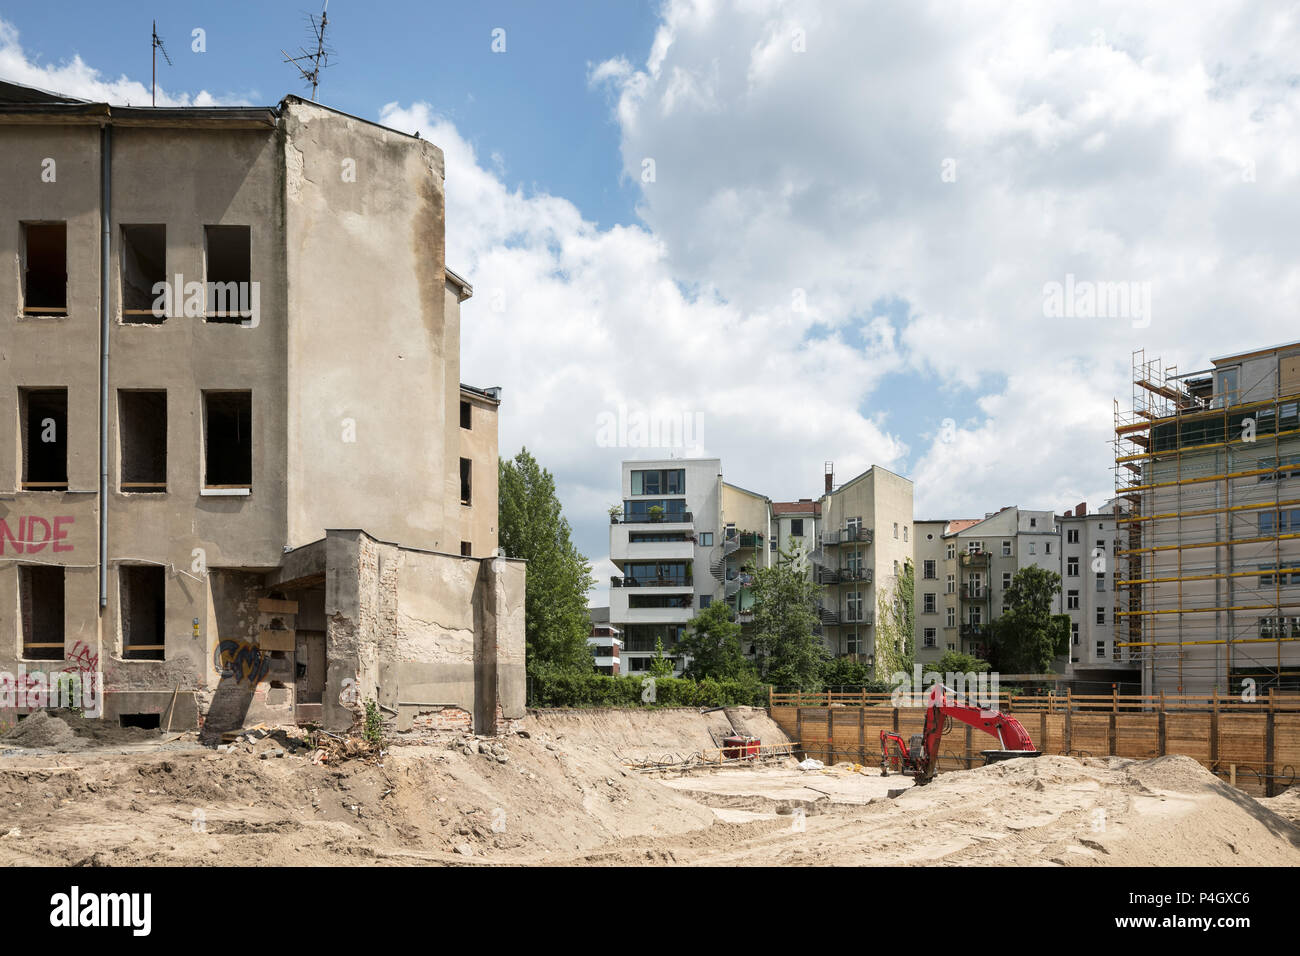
[[118, 390, 167, 492], [18, 565, 64, 660], [22, 222, 66, 315], [203, 391, 252, 488], [120, 565, 165, 660], [460, 457, 472, 504], [204, 225, 251, 323], [121, 224, 166, 321], [19, 388, 68, 490]]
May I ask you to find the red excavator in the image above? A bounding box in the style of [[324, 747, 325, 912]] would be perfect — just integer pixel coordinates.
[[880, 684, 1041, 785]]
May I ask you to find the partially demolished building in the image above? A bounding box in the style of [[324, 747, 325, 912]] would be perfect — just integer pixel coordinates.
[[0, 80, 524, 734]]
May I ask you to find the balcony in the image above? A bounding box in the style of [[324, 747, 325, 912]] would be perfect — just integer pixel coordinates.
[[838, 567, 873, 584], [960, 584, 987, 600], [959, 624, 986, 640], [615, 511, 694, 526], [959, 552, 990, 569], [610, 575, 692, 588], [820, 526, 873, 546], [726, 530, 762, 549]]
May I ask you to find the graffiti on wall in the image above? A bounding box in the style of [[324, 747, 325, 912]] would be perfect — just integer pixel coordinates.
[[213, 640, 270, 685], [0, 516, 75, 555]]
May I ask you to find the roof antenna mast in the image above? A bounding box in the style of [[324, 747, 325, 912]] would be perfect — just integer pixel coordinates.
[[282, 1, 333, 102], [151, 20, 172, 108]]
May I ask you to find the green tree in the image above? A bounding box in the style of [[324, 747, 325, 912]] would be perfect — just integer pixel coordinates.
[[679, 601, 750, 680], [934, 650, 990, 675], [498, 448, 595, 679], [874, 559, 914, 681], [986, 565, 1070, 674], [647, 636, 676, 679], [749, 550, 826, 688]]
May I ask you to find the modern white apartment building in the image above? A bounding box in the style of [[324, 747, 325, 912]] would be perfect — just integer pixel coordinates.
[[609, 458, 723, 675]]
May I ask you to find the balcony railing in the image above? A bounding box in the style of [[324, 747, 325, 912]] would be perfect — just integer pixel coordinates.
[[610, 576, 693, 588], [959, 552, 990, 568], [820, 526, 873, 547], [960, 624, 986, 639], [615, 511, 693, 525], [838, 567, 873, 583], [726, 530, 762, 549], [960, 584, 987, 600]]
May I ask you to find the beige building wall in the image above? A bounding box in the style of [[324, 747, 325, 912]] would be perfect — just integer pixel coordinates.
[[458, 385, 500, 558]]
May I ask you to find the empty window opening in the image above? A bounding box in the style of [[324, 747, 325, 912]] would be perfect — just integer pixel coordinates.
[[120, 565, 165, 660], [204, 392, 252, 488], [19, 565, 64, 660], [460, 541, 472, 556], [119, 713, 160, 730], [20, 388, 68, 491], [460, 400, 472, 429], [204, 226, 251, 322], [121, 224, 166, 321], [119, 390, 167, 492], [22, 222, 67, 315], [460, 457, 472, 505]]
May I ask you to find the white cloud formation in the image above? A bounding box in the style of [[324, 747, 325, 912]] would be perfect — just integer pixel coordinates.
[[0, 19, 243, 106]]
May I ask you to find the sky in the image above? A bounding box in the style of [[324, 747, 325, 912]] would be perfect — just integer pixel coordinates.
[[5, 0, 1300, 604]]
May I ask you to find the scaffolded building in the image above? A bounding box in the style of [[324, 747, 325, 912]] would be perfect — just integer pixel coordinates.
[[1114, 344, 1300, 694]]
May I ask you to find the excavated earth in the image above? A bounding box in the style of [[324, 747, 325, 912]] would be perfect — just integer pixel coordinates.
[[0, 706, 1296, 866]]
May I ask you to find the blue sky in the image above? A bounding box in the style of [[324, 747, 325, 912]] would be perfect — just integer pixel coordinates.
[[3, 1, 656, 228], [5, 1, 1300, 601]]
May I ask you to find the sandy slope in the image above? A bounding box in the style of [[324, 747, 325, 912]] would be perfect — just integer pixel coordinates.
[[0, 708, 1294, 866]]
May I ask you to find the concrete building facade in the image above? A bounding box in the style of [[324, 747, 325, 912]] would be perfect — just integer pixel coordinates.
[[0, 81, 523, 734]]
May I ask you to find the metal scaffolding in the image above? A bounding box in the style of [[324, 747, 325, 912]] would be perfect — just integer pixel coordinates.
[[1114, 349, 1300, 694]]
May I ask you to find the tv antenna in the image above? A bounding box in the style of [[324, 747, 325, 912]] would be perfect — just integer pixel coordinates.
[[151, 20, 172, 107], [282, 1, 333, 102]]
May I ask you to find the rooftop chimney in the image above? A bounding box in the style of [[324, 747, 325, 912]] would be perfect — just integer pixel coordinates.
[[824, 460, 834, 494], [1077, 501, 1087, 516], [1063, 508, 1073, 518]]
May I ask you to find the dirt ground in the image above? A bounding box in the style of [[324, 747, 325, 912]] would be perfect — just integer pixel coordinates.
[[0, 706, 1296, 866]]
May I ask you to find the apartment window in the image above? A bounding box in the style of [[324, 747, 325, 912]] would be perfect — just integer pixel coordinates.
[[923, 559, 936, 579], [903, 526, 908, 542], [845, 633, 862, 654], [1096, 572, 1106, 592], [923, 593, 936, 614], [119, 390, 167, 492], [1028, 542, 1036, 555], [20, 388, 68, 491], [947, 643, 956, 652], [460, 400, 472, 429], [791, 519, 804, 537], [893, 522, 899, 538], [1067, 590, 1080, 610], [846, 591, 863, 622], [631, 469, 684, 495], [946, 607, 956, 627], [1002, 571, 1011, 590], [946, 543, 956, 560], [1072, 623, 1080, 645], [1045, 542, 1052, 555], [121, 224, 166, 321], [460, 541, 472, 556], [923, 628, 937, 648], [946, 573, 955, 594], [1029, 517, 1038, 528], [1096, 607, 1106, 625], [1067, 528, 1079, 544], [19, 566, 64, 660], [1096, 539, 1105, 550], [1067, 557, 1079, 576], [22, 222, 67, 315], [460, 458, 472, 505], [967, 541, 982, 554], [120, 565, 165, 660], [1001, 540, 1011, 556], [1096, 640, 1106, 659], [700, 595, 712, 609], [698, 532, 713, 546], [204, 225, 251, 322], [203, 392, 252, 489]]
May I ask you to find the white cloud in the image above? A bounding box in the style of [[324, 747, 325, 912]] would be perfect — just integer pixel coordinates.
[[0, 19, 245, 106]]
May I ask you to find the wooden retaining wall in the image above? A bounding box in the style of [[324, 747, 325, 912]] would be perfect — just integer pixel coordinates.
[[769, 690, 1300, 797]]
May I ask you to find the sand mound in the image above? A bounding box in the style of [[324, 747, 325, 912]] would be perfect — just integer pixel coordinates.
[[2, 711, 86, 751], [1263, 786, 1300, 826]]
